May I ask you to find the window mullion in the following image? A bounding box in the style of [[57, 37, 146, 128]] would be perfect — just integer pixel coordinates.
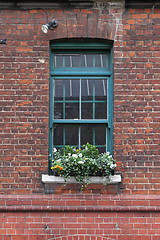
[[79, 78, 81, 120]]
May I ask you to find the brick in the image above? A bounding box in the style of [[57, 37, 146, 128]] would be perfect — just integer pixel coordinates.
[[0, 0, 159, 223]]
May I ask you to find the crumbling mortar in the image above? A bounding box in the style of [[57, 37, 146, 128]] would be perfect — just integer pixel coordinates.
[[93, 1, 125, 41]]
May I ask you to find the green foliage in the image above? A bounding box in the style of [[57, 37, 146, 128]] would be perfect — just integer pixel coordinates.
[[51, 143, 116, 188]]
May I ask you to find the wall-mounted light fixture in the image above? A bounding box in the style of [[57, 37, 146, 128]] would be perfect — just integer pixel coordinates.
[[41, 19, 58, 34], [0, 39, 6, 44]]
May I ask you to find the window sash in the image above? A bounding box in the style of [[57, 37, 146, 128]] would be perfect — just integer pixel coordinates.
[[53, 78, 108, 122]]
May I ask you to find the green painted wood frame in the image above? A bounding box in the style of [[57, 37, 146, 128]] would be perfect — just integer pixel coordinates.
[[49, 40, 113, 174]]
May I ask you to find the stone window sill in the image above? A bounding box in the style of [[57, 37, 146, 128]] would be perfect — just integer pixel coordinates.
[[42, 174, 122, 194], [42, 174, 121, 184]]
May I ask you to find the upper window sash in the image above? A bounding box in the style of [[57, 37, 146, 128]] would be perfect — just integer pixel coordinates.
[[50, 43, 112, 75]]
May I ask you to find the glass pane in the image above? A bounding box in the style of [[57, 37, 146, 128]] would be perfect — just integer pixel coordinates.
[[65, 102, 79, 119], [54, 102, 63, 119], [95, 55, 101, 67], [97, 147, 106, 154], [81, 125, 93, 145], [95, 79, 107, 100], [86, 54, 94, 67], [54, 55, 63, 67], [54, 80, 63, 100], [81, 79, 93, 119], [95, 124, 106, 145], [72, 55, 80, 67], [81, 79, 93, 101], [65, 124, 78, 145], [81, 102, 93, 119], [65, 80, 79, 100], [64, 56, 70, 67], [95, 102, 107, 119], [101, 54, 108, 68], [53, 124, 63, 146]]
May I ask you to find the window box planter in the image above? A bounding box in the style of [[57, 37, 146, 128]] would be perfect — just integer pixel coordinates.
[[45, 144, 122, 194]]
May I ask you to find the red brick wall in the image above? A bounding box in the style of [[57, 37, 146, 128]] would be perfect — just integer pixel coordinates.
[[0, 4, 160, 195], [1, 194, 160, 240], [115, 8, 160, 194]]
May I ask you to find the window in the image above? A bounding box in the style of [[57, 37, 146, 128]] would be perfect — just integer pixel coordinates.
[[49, 41, 113, 173]]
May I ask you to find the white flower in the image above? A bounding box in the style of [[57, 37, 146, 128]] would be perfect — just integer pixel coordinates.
[[78, 161, 84, 164], [68, 153, 71, 157], [85, 147, 88, 150], [110, 164, 114, 169], [110, 163, 116, 169], [79, 153, 82, 158], [72, 154, 78, 158], [53, 147, 57, 153], [106, 152, 110, 155], [108, 155, 112, 159]]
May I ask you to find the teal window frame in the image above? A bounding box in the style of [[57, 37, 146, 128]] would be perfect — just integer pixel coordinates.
[[49, 41, 113, 174]]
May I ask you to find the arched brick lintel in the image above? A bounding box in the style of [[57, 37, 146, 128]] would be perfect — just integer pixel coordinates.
[[47, 14, 118, 41], [50, 235, 115, 240]]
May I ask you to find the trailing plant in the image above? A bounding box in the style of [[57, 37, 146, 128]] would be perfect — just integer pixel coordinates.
[[51, 143, 116, 187]]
